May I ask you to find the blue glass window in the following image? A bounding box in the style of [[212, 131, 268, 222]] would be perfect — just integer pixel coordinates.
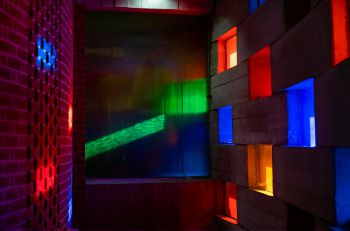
[[218, 105, 233, 144], [285, 78, 316, 147], [36, 36, 56, 71], [250, 0, 266, 14], [335, 148, 350, 229]]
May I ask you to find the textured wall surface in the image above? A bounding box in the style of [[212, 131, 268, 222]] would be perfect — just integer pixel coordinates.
[[84, 180, 224, 230], [210, 0, 350, 230], [73, 3, 87, 228], [0, 0, 73, 229]]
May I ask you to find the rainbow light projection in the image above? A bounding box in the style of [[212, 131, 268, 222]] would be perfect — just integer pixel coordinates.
[[36, 36, 57, 71], [86, 12, 209, 177], [163, 79, 208, 115], [85, 114, 165, 159], [285, 78, 316, 147]]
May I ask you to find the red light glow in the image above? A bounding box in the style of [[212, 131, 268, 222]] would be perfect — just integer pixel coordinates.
[[36, 162, 55, 197], [69, 105, 73, 132], [248, 46, 272, 100], [330, 0, 350, 65], [217, 215, 238, 225], [225, 182, 238, 220], [217, 27, 237, 73]]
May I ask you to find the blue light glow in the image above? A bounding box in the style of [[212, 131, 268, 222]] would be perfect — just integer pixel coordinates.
[[249, 0, 266, 14], [285, 78, 316, 147], [218, 105, 233, 144], [335, 148, 350, 229], [184, 145, 209, 177], [68, 198, 72, 223], [36, 36, 56, 71]]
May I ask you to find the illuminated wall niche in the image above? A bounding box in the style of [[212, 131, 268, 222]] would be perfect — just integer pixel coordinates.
[[249, 0, 266, 14], [334, 148, 350, 229], [248, 46, 272, 100], [224, 182, 238, 223], [285, 78, 316, 147], [330, 0, 350, 66], [217, 27, 237, 73], [247, 144, 273, 196], [36, 36, 57, 71], [218, 105, 233, 144]]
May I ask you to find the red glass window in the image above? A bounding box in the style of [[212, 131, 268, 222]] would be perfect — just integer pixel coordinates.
[[330, 0, 350, 65], [248, 46, 272, 100], [217, 27, 237, 73]]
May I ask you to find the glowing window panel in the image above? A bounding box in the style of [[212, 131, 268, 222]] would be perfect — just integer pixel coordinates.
[[249, 0, 266, 14], [164, 78, 208, 115], [225, 182, 238, 221], [217, 27, 237, 73], [334, 148, 350, 228], [85, 114, 165, 159], [36, 36, 57, 71], [247, 144, 273, 196], [218, 105, 233, 144], [226, 36, 237, 69], [285, 78, 316, 147], [330, 0, 350, 66], [249, 46, 272, 100]]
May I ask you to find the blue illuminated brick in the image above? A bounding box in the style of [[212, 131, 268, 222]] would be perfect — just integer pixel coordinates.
[[36, 35, 56, 71], [218, 105, 233, 144], [285, 78, 316, 147]]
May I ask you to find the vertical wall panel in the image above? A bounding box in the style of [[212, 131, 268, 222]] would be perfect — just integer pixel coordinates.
[[0, 0, 73, 229]]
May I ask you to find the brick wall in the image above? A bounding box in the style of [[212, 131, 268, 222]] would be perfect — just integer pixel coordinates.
[[0, 0, 73, 229], [73, 3, 87, 228]]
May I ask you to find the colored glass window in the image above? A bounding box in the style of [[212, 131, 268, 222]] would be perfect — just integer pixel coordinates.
[[225, 182, 238, 221], [249, 0, 266, 14], [226, 36, 237, 69], [217, 27, 237, 73], [334, 148, 350, 228], [247, 144, 273, 196], [330, 0, 350, 66], [218, 105, 233, 144], [285, 78, 316, 147], [249, 46, 272, 100]]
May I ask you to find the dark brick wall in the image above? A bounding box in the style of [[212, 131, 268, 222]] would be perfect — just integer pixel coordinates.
[[73, 3, 87, 228], [0, 0, 73, 229]]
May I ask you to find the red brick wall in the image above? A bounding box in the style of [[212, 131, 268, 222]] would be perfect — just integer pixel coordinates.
[[73, 3, 87, 228], [0, 0, 73, 229]]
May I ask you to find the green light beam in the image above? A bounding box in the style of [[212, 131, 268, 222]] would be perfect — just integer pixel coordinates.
[[85, 114, 165, 159]]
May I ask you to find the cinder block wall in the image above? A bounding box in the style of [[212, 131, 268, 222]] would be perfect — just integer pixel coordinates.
[[0, 0, 73, 229], [210, 0, 350, 230]]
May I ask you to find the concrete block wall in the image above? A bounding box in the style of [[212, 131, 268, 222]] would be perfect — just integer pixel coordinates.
[[0, 0, 73, 230], [210, 0, 350, 230]]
